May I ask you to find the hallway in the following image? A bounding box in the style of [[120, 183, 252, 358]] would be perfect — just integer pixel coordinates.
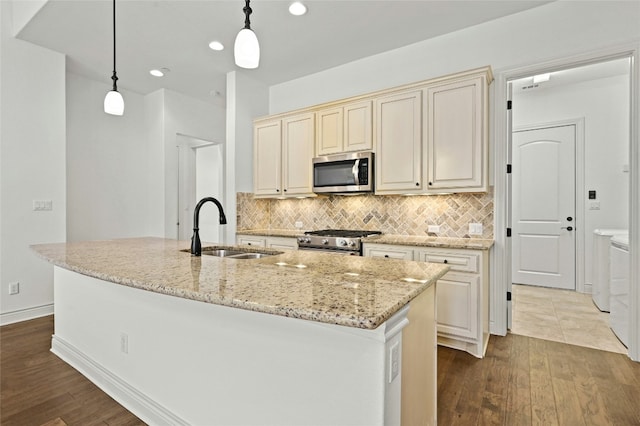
[[511, 284, 627, 354]]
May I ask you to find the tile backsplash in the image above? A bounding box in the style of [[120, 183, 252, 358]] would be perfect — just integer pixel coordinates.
[[237, 189, 494, 239]]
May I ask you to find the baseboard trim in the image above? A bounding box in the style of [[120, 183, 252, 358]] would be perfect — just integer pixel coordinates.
[[0, 304, 54, 326], [51, 335, 188, 426]]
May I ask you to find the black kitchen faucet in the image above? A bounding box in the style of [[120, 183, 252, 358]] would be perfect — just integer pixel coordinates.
[[190, 197, 227, 256]]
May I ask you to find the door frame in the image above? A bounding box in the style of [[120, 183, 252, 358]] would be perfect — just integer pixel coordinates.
[[510, 119, 585, 293], [492, 43, 640, 362]]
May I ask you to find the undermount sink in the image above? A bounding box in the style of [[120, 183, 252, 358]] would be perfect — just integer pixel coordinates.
[[181, 246, 283, 259]]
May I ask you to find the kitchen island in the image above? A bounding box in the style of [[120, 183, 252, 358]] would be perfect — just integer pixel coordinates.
[[32, 237, 448, 426]]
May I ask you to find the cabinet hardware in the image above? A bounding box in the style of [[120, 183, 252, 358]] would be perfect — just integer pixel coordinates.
[[561, 226, 574, 231], [567, 216, 573, 221], [443, 259, 448, 264], [428, 182, 432, 186]]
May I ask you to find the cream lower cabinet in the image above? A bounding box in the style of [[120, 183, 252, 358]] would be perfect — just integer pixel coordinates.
[[236, 235, 298, 250], [363, 243, 489, 358], [254, 113, 315, 198]]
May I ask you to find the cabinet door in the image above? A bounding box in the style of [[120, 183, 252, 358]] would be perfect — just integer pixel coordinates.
[[283, 113, 315, 196], [426, 76, 485, 192], [344, 100, 372, 152], [237, 235, 266, 247], [375, 91, 422, 194], [316, 107, 343, 156], [436, 272, 479, 339], [254, 121, 282, 196]]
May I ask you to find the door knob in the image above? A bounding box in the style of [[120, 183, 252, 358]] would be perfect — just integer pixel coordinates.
[[561, 226, 574, 231], [567, 216, 573, 222]]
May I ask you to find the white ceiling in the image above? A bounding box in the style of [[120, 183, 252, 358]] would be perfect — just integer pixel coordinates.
[[15, 0, 554, 105]]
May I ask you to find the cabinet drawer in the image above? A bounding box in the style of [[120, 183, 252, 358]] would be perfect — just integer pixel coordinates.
[[363, 244, 414, 260], [237, 235, 266, 247], [416, 250, 478, 273]]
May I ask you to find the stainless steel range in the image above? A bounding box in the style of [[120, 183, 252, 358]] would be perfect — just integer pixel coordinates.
[[297, 229, 382, 256]]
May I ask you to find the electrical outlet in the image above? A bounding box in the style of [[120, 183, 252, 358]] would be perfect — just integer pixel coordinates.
[[32, 200, 53, 211], [120, 333, 129, 354], [389, 342, 400, 383], [295, 221, 303, 229], [469, 223, 483, 235], [8, 282, 19, 295], [427, 225, 440, 233]]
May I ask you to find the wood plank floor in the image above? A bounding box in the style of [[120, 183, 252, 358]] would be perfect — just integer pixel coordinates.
[[438, 333, 640, 425], [1, 315, 145, 426], [3, 316, 640, 425]]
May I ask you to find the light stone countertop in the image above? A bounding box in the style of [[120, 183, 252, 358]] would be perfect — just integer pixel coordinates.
[[31, 237, 448, 330], [237, 229, 494, 250]]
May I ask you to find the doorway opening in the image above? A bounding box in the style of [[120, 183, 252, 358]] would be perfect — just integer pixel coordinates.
[[504, 57, 632, 353], [176, 134, 224, 243]]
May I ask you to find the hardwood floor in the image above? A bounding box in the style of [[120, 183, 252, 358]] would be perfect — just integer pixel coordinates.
[[438, 333, 640, 425], [3, 316, 640, 425], [1, 315, 144, 426]]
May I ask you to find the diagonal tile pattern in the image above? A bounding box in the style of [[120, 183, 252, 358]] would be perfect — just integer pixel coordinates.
[[511, 284, 627, 354], [237, 189, 494, 238]]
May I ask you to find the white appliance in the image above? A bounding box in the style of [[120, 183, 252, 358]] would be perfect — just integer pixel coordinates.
[[592, 229, 628, 311], [609, 233, 630, 347]]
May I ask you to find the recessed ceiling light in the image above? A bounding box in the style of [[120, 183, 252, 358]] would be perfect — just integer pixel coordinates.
[[533, 73, 551, 83], [209, 40, 224, 51], [289, 2, 307, 16], [150, 68, 170, 77]]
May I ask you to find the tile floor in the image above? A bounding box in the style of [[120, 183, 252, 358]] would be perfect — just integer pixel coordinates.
[[510, 284, 628, 354]]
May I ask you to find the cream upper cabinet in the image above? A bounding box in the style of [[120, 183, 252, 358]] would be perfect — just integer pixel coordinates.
[[374, 91, 422, 194], [254, 113, 315, 198], [316, 100, 372, 156], [425, 74, 489, 193], [254, 120, 282, 196]]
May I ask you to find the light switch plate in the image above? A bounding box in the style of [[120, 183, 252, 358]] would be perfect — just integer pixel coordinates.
[[427, 225, 440, 233], [469, 223, 483, 235]]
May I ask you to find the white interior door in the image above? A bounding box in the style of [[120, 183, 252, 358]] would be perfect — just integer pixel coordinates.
[[512, 124, 576, 289]]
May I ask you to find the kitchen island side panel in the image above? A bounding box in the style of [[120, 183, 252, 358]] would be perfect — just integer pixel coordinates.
[[51, 266, 408, 426]]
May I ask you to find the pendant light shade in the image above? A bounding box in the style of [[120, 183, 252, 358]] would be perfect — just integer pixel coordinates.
[[104, 0, 124, 115], [104, 90, 124, 115], [234, 0, 260, 69]]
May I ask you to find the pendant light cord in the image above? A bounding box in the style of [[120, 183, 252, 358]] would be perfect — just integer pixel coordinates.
[[111, 0, 118, 92], [243, 0, 252, 29]]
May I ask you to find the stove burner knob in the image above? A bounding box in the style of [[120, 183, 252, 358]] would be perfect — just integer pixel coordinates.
[[348, 241, 356, 247], [305, 237, 311, 243], [338, 239, 348, 246], [297, 237, 305, 243], [322, 239, 329, 245]]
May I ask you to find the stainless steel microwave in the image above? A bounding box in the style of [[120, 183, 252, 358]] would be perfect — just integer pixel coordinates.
[[312, 151, 374, 194]]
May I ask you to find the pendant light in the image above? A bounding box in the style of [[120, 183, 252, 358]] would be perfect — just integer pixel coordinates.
[[104, 0, 124, 115], [234, 0, 260, 69]]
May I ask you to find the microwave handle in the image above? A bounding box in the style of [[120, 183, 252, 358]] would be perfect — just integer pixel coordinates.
[[352, 159, 360, 185]]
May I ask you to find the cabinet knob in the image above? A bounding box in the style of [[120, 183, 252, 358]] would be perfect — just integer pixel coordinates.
[[561, 226, 574, 231], [416, 182, 420, 186], [443, 259, 448, 264], [284, 189, 287, 192], [567, 216, 573, 222], [276, 189, 280, 192], [428, 182, 433, 186], [384, 255, 389, 258], [247, 242, 252, 245]]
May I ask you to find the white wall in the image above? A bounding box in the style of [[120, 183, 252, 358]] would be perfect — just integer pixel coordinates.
[[66, 72, 152, 242], [224, 71, 269, 243], [513, 73, 630, 288], [0, 0, 66, 324], [160, 89, 225, 239], [269, 1, 640, 114]]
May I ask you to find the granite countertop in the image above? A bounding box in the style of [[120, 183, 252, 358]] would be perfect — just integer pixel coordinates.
[[32, 237, 448, 330], [237, 229, 494, 250]]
